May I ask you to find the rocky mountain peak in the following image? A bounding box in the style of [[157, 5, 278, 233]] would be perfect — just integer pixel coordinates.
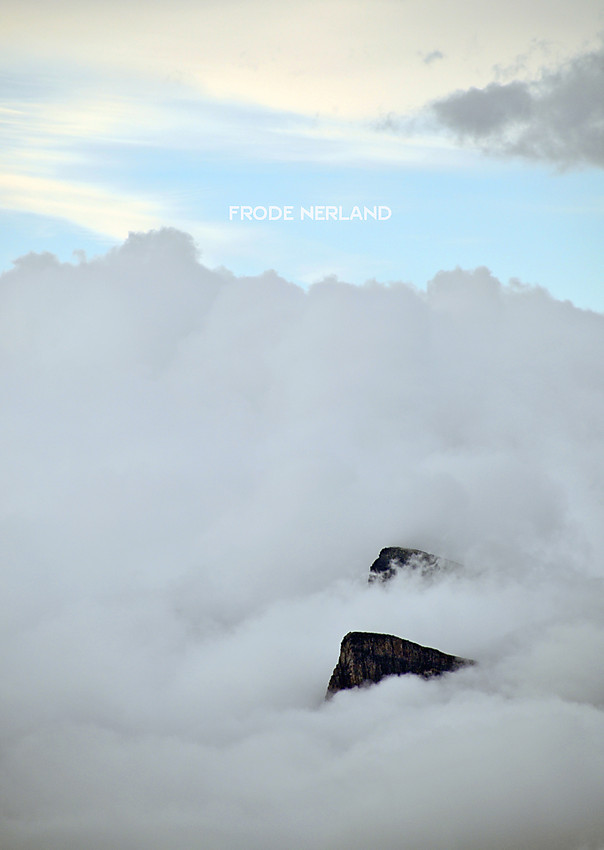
[[326, 631, 474, 698], [368, 546, 459, 582]]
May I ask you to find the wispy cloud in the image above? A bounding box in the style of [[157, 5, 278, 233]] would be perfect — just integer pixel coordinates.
[[422, 49, 444, 65], [0, 172, 164, 238]]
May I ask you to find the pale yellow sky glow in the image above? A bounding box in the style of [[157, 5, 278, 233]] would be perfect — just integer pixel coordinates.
[[2, 0, 602, 118], [0, 172, 164, 238]]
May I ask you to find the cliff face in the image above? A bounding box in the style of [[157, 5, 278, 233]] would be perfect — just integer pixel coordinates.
[[368, 547, 458, 582], [326, 631, 474, 697]]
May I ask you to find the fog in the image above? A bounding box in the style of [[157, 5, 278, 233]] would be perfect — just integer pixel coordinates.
[[2, 228, 604, 849]]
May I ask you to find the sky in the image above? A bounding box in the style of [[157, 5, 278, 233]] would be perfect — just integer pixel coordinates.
[[1, 0, 603, 307], [2, 2, 604, 849]]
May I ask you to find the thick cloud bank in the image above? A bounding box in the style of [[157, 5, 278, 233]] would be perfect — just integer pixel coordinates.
[[431, 44, 604, 168], [2, 229, 604, 849]]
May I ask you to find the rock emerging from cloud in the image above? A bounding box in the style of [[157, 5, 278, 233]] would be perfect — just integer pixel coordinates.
[[368, 546, 459, 582], [326, 631, 474, 696]]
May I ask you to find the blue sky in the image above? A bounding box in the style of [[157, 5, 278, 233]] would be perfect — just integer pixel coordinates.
[[1, 0, 603, 309]]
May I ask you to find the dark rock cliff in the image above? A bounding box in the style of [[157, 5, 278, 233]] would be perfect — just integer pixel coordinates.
[[368, 546, 459, 582], [326, 631, 474, 697]]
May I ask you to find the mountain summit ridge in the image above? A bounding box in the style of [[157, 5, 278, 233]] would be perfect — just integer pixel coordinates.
[[327, 631, 474, 697]]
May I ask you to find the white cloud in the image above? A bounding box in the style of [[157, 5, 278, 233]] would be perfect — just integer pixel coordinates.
[[1, 229, 604, 848]]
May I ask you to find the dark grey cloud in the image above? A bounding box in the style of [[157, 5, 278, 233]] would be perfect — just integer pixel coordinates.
[[431, 45, 604, 168], [1, 230, 604, 849], [434, 79, 534, 135]]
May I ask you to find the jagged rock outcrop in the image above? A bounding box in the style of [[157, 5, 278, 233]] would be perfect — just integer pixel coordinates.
[[368, 546, 459, 583], [326, 631, 474, 697]]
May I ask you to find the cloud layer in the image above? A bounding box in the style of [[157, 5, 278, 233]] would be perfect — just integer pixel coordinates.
[[431, 44, 604, 168], [1, 229, 604, 849]]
